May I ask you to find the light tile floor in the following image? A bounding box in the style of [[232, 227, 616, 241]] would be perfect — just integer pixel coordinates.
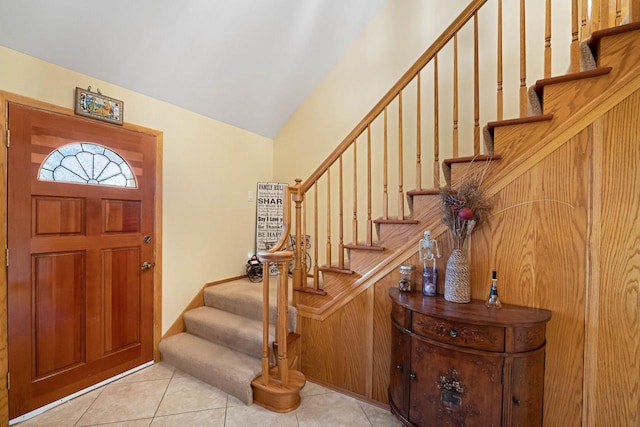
[[15, 362, 402, 427]]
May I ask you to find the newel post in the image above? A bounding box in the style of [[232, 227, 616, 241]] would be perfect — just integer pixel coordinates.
[[291, 178, 304, 290], [251, 250, 305, 413]]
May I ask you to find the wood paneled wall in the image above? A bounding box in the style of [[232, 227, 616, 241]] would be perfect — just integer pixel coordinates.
[[590, 89, 640, 426], [299, 88, 640, 426], [472, 130, 590, 426]]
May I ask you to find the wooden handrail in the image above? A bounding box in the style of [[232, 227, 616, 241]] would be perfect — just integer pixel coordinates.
[[254, 0, 638, 412], [281, 0, 638, 294], [262, 185, 294, 254], [301, 0, 489, 194]]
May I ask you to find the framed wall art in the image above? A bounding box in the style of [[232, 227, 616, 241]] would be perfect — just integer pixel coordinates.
[[255, 182, 286, 275], [74, 87, 124, 125]]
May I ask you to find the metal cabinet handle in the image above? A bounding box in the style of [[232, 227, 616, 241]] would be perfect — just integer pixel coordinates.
[[409, 373, 417, 381], [396, 365, 403, 372], [141, 261, 156, 270], [513, 397, 521, 406], [449, 329, 458, 338]]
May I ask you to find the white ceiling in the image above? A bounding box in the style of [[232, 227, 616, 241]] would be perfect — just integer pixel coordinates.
[[0, 0, 387, 138]]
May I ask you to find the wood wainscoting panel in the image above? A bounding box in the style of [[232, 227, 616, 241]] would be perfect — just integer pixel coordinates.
[[594, 88, 640, 426], [300, 286, 373, 396], [300, 253, 426, 404], [372, 275, 396, 404], [471, 128, 591, 427]]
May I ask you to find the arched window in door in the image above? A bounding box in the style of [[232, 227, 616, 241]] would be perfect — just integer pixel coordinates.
[[38, 142, 137, 188]]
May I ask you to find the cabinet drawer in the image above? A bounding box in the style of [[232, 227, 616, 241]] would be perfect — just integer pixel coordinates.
[[412, 312, 505, 352]]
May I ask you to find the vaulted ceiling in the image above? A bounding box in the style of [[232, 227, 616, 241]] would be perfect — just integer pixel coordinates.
[[0, 0, 387, 137]]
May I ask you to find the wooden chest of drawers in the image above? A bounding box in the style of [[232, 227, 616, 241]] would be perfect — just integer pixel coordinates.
[[389, 288, 551, 427]]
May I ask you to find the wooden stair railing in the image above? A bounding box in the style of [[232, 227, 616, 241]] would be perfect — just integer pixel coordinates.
[[281, 0, 639, 299], [250, 250, 305, 413], [251, 184, 306, 412], [252, 0, 640, 412]]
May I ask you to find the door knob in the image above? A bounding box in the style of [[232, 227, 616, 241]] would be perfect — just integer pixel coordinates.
[[141, 262, 155, 270]]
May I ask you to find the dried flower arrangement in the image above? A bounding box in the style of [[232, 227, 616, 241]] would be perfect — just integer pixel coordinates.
[[440, 174, 491, 249]]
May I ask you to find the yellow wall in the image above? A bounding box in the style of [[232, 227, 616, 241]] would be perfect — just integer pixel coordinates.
[[272, 0, 573, 184], [0, 0, 577, 338], [274, 0, 467, 182], [0, 45, 274, 333]]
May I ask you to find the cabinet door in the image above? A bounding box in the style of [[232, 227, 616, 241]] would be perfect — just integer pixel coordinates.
[[508, 348, 545, 426], [410, 338, 503, 427], [390, 324, 410, 420]]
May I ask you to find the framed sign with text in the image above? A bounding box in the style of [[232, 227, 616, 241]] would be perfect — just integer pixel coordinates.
[[255, 182, 286, 274]]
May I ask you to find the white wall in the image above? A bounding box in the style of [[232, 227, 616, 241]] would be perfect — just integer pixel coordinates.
[[0, 45, 274, 333]]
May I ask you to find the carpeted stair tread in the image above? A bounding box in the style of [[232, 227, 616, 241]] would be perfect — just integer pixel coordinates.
[[184, 306, 274, 360], [159, 332, 262, 405], [204, 280, 297, 332]]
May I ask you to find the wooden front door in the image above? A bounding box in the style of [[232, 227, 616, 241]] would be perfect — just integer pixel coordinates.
[[7, 103, 156, 418]]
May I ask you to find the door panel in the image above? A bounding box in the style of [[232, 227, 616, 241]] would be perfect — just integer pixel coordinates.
[[33, 251, 86, 378], [7, 103, 156, 418], [102, 246, 142, 352], [103, 200, 141, 233], [33, 197, 85, 235], [410, 337, 503, 426]]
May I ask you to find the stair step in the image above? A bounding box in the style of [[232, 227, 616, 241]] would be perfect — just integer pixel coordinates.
[[406, 189, 441, 213], [532, 67, 612, 95], [486, 115, 554, 134], [343, 243, 385, 251], [443, 153, 502, 167], [373, 218, 419, 224], [159, 332, 262, 405], [318, 265, 353, 274], [204, 280, 297, 332], [442, 154, 502, 184], [531, 67, 613, 112], [406, 189, 440, 197], [484, 115, 554, 152], [184, 306, 274, 360], [587, 21, 640, 55]]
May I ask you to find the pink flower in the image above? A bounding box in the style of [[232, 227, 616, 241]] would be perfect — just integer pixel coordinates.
[[458, 207, 474, 220]]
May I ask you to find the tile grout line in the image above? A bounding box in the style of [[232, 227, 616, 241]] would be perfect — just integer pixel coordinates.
[[223, 392, 229, 426], [150, 367, 178, 422]]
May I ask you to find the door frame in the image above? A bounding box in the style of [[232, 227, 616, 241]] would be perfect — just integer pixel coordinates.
[[0, 91, 163, 425]]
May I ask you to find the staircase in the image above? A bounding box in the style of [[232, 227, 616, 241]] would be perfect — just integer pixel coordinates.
[[158, 278, 298, 405], [294, 19, 640, 427], [158, 2, 640, 423], [288, 6, 640, 318]]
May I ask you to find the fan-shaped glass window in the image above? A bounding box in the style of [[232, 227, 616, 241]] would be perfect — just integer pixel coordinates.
[[38, 143, 137, 188]]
